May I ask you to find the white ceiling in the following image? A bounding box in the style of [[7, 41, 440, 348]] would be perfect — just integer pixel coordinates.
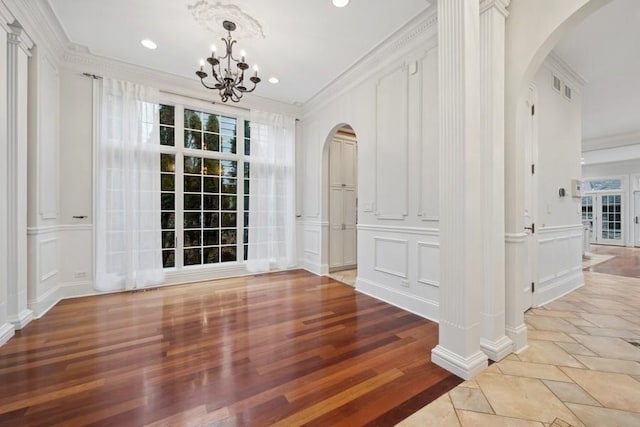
[[553, 0, 640, 141], [47, 0, 431, 105]]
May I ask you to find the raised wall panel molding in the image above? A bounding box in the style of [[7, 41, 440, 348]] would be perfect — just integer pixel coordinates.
[[374, 63, 409, 220], [38, 54, 60, 220], [417, 242, 440, 288], [38, 237, 58, 282], [373, 237, 408, 279], [417, 47, 440, 221], [357, 223, 440, 236]]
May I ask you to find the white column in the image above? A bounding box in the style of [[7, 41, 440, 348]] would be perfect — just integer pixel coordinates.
[[478, 0, 512, 361], [6, 22, 33, 330], [0, 5, 15, 345], [432, 0, 488, 380]]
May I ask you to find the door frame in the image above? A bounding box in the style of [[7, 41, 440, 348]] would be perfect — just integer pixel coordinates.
[[522, 83, 538, 311]]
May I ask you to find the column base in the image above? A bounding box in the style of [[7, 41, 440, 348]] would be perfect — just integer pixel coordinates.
[[8, 309, 33, 330], [506, 323, 528, 353], [0, 322, 15, 346], [432, 345, 489, 380], [481, 335, 513, 361]]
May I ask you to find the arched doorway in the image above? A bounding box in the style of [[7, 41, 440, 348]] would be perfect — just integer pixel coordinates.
[[322, 124, 358, 286], [504, 0, 612, 351]]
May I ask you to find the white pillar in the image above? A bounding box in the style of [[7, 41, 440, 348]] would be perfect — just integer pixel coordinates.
[[6, 22, 33, 330], [478, 0, 512, 361], [432, 0, 488, 380], [0, 5, 14, 345], [505, 92, 528, 352]]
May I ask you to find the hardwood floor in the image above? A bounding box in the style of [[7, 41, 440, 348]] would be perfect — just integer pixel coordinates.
[[0, 270, 460, 426], [587, 245, 640, 278]]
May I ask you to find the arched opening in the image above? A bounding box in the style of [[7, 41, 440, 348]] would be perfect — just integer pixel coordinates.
[[321, 124, 358, 285], [504, 0, 615, 349]]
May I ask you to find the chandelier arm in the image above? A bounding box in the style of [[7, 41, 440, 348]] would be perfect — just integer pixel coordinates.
[[199, 79, 220, 90]]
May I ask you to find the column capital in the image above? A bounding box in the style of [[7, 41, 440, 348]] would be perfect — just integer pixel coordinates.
[[480, 0, 510, 18], [8, 22, 34, 55]]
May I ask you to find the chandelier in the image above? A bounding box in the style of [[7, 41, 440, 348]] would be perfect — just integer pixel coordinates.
[[195, 20, 261, 103]]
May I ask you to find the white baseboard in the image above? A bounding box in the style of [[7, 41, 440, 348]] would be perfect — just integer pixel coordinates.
[[0, 323, 15, 346], [303, 260, 329, 276], [481, 335, 513, 361], [431, 345, 488, 380], [506, 323, 528, 353], [535, 270, 583, 308], [8, 309, 34, 330], [29, 284, 61, 319], [356, 277, 438, 322]]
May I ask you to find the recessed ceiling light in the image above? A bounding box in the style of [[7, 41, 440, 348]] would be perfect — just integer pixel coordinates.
[[332, 0, 349, 7], [268, 77, 279, 84], [141, 39, 157, 50]]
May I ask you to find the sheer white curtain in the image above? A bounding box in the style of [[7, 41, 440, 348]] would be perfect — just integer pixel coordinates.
[[247, 111, 296, 272], [94, 78, 165, 291]]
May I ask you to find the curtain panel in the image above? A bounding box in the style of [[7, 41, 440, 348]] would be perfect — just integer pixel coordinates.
[[247, 111, 296, 272], [94, 78, 164, 291]]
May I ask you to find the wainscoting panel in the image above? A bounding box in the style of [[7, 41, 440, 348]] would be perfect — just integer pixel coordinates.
[[375, 64, 409, 220], [535, 225, 584, 306], [357, 224, 439, 321], [374, 237, 408, 278], [419, 47, 439, 221]]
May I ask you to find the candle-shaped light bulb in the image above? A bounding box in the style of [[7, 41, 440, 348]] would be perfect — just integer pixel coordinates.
[[240, 50, 246, 62], [199, 59, 205, 71], [253, 65, 259, 77], [210, 44, 216, 58]]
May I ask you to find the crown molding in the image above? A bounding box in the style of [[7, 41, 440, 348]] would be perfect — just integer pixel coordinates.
[[480, 0, 510, 17], [545, 51, 587, 89], [0, 1, 14, 31], [301, 3, 437, 119], [0, 0, 68, 61], [582, 130, 640, 152], [60, 49, 301, 117]]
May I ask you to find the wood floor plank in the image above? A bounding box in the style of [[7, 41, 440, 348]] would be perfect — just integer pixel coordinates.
[[0, 270, 460, 426]]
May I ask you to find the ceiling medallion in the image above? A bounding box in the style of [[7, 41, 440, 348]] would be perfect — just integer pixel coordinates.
[[196, 20, 261, 103], [188, 1, 265, 40]]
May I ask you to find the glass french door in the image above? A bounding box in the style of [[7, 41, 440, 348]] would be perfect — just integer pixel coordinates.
[[583, 193, 624, 246]]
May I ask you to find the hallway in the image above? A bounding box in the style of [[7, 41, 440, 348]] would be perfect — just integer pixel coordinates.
[[399, 249, 640, 426]]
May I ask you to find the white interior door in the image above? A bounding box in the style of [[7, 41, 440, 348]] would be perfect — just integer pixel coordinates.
[[597, 193, 624, 246], [328, 134, 357, 271], [635, 192, 640, 247], [522, 85, 537, 311]]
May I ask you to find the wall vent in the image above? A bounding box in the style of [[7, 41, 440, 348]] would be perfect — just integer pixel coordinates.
[[552, 74, 562, 93], [564, 85, 572, 100]]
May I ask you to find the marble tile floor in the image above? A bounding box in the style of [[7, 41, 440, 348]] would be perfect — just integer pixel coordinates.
[[398, 261, 640, 426], [328, 268, 357, 287]]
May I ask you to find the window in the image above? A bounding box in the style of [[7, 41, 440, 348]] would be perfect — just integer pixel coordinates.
[[159, 104, 250, 269], [583, 179, 622, 192]]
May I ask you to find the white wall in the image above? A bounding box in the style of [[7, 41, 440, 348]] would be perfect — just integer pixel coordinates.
[[531, 58, 584, 306], [299, 9, 440, 320]]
